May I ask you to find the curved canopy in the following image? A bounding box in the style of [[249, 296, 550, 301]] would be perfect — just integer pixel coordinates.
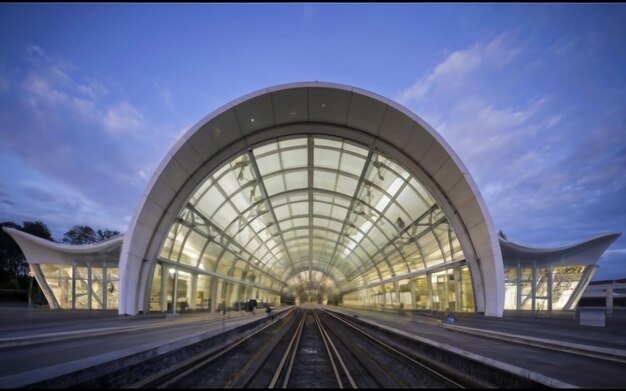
[[119, 82, 504, 316], [499, 232, 621, 267], [160, 136, 463, 299]]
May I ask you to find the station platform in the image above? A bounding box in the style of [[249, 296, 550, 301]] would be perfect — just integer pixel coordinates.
[[0, 304, 625, 388]]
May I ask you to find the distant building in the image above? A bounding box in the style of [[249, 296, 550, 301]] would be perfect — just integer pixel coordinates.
[[3, 82, 621, 316], [578, 279, 626, 314]]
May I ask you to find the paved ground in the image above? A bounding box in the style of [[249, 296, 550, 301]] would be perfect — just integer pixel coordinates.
[[0, 303, 625, 388]]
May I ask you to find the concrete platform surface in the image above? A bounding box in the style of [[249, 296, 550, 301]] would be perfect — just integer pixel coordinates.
[[0, 304, 625, 388]]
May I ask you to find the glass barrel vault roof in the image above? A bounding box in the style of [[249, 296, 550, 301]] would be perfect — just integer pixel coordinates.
[[159, 135, 463, 298]]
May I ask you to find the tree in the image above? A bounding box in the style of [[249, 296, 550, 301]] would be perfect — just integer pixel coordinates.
[[96, 229, 121, 242], [0, 221, 26, 285], [0, 221, 54, 298], [22, 221, 53, 241], [63, 225, 120, 245], [1, 221, 54, 280]]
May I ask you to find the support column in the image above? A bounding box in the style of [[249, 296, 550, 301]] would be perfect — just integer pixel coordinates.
[[427, 274, 434, 311], [531, 263, 536, 312], [172, 270, 179, 314], [394, 281, 400, 307], [516, 262, 521, 312], [71, 265, 76, 310], [454, 268, 462, 312], [409, 279, 417, 309], [87, 266, 92, 310], [160, 264, 167, 312], [210, 277, 218, 313], [547, 266, 553, 313], [103, 265, 108, 310], [190, 273, 198, 310]]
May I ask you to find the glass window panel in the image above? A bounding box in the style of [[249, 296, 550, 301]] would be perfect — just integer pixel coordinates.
[[336, 174, 358, 195], [212, 163, 230, 182], [279, 137, 307, 149], [170, 226, 190, 263], [284, 171, 308, 191], [313, 217, 330, 228], [279, 220, 294, 231], [313, 201, 332, 215], [160, 235, 175, 260], [410, 178, 435, 206], [385, 202, 411, 229], [314, 137, 340, 148], [291, 217, 309, 229], [283, 230, 296, 240], [256, 155, 282, 176], [211, 202, 238, 230], [229, 191, 251, 213], [552, 265, 586, 310], [274, 204, 290, 221], [329, 205, 348, 221], [180, 240, 201, 267], [460, 266, 476, 312], [290, 201, 308, 216], [313, 192, 334, 203], [339, 153, 366, 176], [217, 251, 236, 275], [342, 141, 368, 157], [314, 148, 340, 170], [327, 219, 343, 232], [263, 175, 286, 196], [190, 179, 213, 205], [254, 141, 278, 157], [286, 193, 308, 204], [106, 267, 119, 310], [281, 149, 308, 170], [313, 170, 337, 191], [246, 236, 262, 253], [197, 186, 225, 216], [386, 160, 410, 180], [218, 171, 242, 197], [294, 228, 309, 238], [395, 187, 428, 220]]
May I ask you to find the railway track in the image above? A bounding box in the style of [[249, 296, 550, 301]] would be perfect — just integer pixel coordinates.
[[133, 308, 476, 388], [8, 306, 625, 389]]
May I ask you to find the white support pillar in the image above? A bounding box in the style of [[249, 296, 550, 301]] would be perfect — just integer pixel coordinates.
[[190, 273, 198, 310], [160, 264, 167, 312]]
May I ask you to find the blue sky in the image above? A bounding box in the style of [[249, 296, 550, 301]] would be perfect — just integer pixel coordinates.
[[1, 3, 625, 281]]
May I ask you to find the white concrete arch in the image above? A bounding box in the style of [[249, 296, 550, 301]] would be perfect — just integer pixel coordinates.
[[119, 82, 504, 316]]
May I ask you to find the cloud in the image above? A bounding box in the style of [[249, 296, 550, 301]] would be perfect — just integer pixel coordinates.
[[0, 45, 157, 225], [103, 101, 144, 134], [397, 34, 522, 104], [395, 31, 626, 270], [19, 46, 144, 135], [77, 79, 109, 100], [0, 153, 129, 240]]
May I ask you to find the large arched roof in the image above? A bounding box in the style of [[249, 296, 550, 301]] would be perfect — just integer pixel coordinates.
[[119, 82, 504, 316]]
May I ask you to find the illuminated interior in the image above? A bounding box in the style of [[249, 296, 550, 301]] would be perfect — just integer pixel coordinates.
[[151, 135, 474, 312], [35, 263, 119, 310]]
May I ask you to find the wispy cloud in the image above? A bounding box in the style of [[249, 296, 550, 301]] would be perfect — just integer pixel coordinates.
[[103, 101, 144, 134], [397, 34, 522, 104], [0, 45, 160, 234], [0, 152, 128, 240], [395, 31, 626, 262]]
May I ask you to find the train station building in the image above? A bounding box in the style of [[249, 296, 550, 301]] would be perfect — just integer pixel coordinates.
[[3, 82, 620, 317]]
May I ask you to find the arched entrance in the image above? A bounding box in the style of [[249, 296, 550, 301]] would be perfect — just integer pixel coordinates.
[[119, 82, 504, 316]]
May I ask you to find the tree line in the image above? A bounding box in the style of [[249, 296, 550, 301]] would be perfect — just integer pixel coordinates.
[[0, 221, 120, 296]]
